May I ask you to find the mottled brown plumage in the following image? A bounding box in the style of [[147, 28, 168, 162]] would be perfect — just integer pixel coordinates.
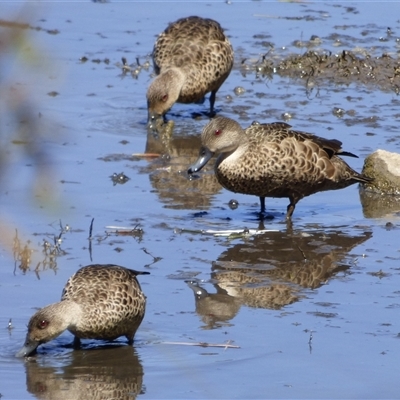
[[188, 116, 371, 218], [147, 16, 234, 128], [16, 264, 149, 357]]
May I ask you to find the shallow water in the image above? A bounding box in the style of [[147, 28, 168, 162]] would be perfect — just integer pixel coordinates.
[[1, 1, 400, 399]]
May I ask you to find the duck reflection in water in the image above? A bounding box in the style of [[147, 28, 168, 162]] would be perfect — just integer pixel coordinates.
[[187, 227, 372, 328], [144, 127, 223, 210], [23, 346, 144, 400]]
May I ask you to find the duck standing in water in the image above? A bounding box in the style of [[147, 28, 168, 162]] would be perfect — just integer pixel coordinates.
[[147, 16, 234, 130], [188, 116, 372, 219], [16, 264, 149, 357]]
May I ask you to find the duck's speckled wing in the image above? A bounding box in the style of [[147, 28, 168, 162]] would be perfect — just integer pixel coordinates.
[[152, 16, 234, 102], [153, 16, 229, 71], [61, 264, 149, 340], [216, 120, 369, 203], [248, 121, 353, 159]]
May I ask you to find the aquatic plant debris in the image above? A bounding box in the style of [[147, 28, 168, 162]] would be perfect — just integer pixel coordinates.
[[204, 228, 280, 237], [162, 341, 240, 349]]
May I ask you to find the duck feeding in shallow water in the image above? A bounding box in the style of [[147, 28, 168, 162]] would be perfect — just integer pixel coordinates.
[[16, 264, 149, 357], [147, 16, 234, 131], [188, 116, 372, 219]]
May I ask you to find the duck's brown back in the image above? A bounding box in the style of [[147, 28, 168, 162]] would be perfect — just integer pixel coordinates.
[[61, 264, 148, 341], [216, 121, 368, 200], [152, 16, 234, 102]]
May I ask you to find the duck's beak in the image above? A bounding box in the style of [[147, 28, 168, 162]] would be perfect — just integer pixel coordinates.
[[15, 337, 39, 358], [188, 146, 214, 174]]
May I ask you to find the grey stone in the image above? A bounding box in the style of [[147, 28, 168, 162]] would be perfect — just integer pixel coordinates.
[[362, 149, 400, 195]]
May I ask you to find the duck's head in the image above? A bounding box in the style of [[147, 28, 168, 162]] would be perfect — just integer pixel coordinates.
[[146, 69, 185, 132], [188, 116, 244, 174], [16, 302, 77, 357]]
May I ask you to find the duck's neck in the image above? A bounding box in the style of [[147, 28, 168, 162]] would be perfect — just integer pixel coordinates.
[[217, 141, 249, 167], [49, 300, 83, 332], [61, 300, 83, 327], [29, 300, 83, 344], [159, 68, 186, 95]]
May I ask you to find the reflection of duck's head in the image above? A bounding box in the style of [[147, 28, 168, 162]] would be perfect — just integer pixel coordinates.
[[186, 280, 210, 300], [25, 345, 144, 400], [145, 131, 222, 210], [16, 264, 149, 357], [186, 280, 241, 329]]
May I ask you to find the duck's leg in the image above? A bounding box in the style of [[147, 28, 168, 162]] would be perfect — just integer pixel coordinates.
[[286, 204, 295, 219], [73, 336, 81, 349], [286, 195, 300, 219], [209, 90, 217, 117], [259, 196, 266, 213], [126, 335, 134, 345]]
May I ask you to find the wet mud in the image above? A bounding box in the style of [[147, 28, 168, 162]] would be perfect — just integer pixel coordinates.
[[245, 48, 400, 95]]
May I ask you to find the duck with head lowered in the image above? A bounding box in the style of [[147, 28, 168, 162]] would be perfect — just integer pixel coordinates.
[[16, 264, 149, 357], [147, 16, 234, 131]]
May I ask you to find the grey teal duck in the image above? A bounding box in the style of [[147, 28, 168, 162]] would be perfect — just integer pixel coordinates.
[[16, 264, 149, 357], [147, 16, 234, 129], [188, 116, 372, 219]]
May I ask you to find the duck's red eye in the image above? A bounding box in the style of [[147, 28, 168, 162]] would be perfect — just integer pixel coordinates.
[[37, 320, 49, 330], [215, 129, 222, 136]]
